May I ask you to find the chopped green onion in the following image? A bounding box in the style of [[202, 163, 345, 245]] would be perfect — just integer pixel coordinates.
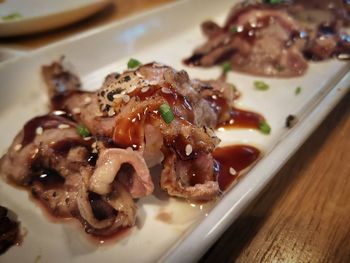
[[254, 81, 269, 91], [2, 12, 22, 21], [295, 86, 302, 95], [222, 62, 231, 74], [230, 26, 239, 34], [275, 64, 285, 71], [264, 0, 283, 4], [127, 58, 142, 69], [159, 103, 174, 124], [76, 124, 90, 138], [259, 121, 271, 135], [230, 83, 237, 92]]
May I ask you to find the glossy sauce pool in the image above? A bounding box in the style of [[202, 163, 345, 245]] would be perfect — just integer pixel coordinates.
[[213, 145, 260, 191]]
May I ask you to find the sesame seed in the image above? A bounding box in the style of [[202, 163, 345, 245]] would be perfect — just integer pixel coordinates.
[[14, 144, 22, 151], [122, 95, 130, 103], [91, 142, 98, 153], [135, 71, 144, 78], [72, 107, 81, 114], [36, 126, 43, 135], [161, 87, 171, 94], [229, 167, 237, 176], [84, 97, 92, 105], [58, 124, 70, 129], [141, 86, 149, 93], [185, 144, 193, 156], [83, 137, 92, 141], [107, 108, 115, 117], [149, 80, 158, 85]]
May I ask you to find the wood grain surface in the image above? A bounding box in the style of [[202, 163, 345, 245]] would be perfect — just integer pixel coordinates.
[[200, 92, 350, 263], [0, 1, 349, 262]]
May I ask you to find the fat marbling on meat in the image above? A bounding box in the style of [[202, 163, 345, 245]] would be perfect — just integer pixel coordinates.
[[1, 59, 247, 237]]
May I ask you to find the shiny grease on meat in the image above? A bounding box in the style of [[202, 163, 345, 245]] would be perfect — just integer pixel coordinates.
[[1, 59, 261, 239], [184, 1, 350, 77]]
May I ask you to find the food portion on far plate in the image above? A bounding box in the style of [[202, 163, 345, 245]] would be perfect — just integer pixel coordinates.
[[0, 58, 265, 239], [184, 0, 350, 77]]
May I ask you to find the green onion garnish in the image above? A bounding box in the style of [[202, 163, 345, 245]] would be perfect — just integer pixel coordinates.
[[259, 121, 271, 135], [2, 12, 22, 21], [264, 0, 283, 4], [76, 124, 90, 138], [222, 62, 231, 74], [159, 103, 174, 124], [254, 81, 269, 91], [295, 86, 302, 95], [231, 26, 239, 34], [127, 58, 142, 69]]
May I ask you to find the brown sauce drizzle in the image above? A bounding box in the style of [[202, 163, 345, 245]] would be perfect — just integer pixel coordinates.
[[31, 168, 65, 190], [21, 114, 76, 147], [187, 161, 209, 186], [217, 108, 264, 130], [214, 145, 260, 191], [184, 6, 298, 67], [51, 138, 93, 155], [204, 92, 264, 130], [113, 85, 194, 150], [166, 134, 198, 161], [113, 109, 148, 150], [129, 84, 194, 121]]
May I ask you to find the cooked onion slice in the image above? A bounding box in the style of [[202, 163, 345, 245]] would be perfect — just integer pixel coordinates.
[[89, 148, 154, 198]]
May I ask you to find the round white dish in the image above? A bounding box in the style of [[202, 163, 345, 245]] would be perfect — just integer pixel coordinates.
[[0, 0, 112, 37]]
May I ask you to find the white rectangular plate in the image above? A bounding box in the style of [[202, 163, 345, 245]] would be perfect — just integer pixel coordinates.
[[0, 0, 349, 262]]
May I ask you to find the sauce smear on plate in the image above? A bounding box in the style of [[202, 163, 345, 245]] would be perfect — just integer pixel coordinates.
[[214, 145, 260, 191]]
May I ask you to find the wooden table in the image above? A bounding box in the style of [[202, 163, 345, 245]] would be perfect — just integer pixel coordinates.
[[200, 92, 350, 263], [1, 1, 349, 262]]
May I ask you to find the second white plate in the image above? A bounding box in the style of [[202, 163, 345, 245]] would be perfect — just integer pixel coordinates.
[[0, 0, 112, 37]]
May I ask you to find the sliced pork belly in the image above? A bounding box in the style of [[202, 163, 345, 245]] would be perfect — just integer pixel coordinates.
[[161, 152, 219, 201], [184, 3, 308, 77], [0, 113, 138, 234], [42, 60, 116, 137], [77, 168, 137, 236], [184, 2, 350, 77], [1, 59, 249, 239], [42, 59, 81, 110], [95, 62, 222, 199], [90, 148, 153, 199], [0, 113, 90, 216], [42, 60, 223, 201]]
